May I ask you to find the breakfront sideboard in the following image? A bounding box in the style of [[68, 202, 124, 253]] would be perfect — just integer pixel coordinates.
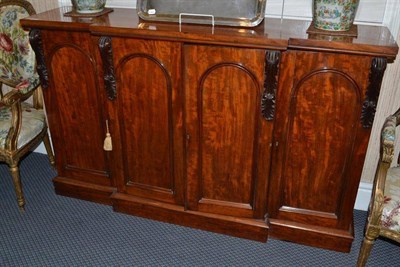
[[21, 8, 398, 252]]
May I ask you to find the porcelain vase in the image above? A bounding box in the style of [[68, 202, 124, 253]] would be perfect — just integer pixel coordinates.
[[313, 0, 360, 31], [71, 0, 106, 14]]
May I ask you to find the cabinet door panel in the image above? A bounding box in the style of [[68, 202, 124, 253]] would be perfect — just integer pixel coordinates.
[[282, 71, 359, 224], [185, 45, 273, 218], [112, 39, 184, 204], [269, 51, 372, 228], [201, 66, 257, 206], [121, 56, 172, 189], [43, 31, 110, 186]]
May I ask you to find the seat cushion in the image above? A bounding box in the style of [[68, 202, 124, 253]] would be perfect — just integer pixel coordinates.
[[0, 4, 40, 94], [0, 102, 45, 149], [382, 167, 400, 233]]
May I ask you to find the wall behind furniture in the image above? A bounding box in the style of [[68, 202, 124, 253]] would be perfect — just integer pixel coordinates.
[[30, 0, 59, 13]]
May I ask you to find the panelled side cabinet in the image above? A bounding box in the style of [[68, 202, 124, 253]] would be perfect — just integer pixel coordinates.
[[22, 8, 398, 252]]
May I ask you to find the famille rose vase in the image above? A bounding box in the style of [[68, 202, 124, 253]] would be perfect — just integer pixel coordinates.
[[71, 0, 106, 14], [313, 0, 360, 31]]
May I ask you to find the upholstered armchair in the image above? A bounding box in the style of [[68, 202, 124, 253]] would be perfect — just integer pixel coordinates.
[[357, 110, 400, 266], [0, 0, 55, 211]]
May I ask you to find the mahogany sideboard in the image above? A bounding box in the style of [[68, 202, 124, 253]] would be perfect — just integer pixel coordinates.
[[21, 8, 398, 252]]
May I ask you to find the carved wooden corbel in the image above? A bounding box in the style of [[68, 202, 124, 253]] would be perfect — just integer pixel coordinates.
[[361, 57, 387, 128], [29, 29, 49, 89], [98, 36, 117, 100], [261, 50, 281, 121]]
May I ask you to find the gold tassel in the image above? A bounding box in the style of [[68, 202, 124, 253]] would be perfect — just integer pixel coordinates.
[[103, 120, 112, 151]]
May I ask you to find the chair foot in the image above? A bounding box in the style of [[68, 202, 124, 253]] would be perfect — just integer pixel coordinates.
[[10, 164, 25, 211], [357, 236, 376, 267], [18, 204, 26, 212]]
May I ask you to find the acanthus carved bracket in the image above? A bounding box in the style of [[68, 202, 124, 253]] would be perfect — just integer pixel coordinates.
[[98, 36, 117, 101], [261, 50, 281, 121], [29, 29, 49, 89], [361, 57, 387, 128]]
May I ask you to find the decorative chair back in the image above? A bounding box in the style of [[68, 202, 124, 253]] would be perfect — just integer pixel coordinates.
[[0, 0, 39, 95]]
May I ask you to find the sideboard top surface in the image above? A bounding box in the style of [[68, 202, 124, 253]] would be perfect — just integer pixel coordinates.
[[21, 7, 398, 58]]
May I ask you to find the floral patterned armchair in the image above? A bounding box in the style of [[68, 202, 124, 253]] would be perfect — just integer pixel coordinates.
[[0, 0, 55, 211], [357, 110, 400, 266]]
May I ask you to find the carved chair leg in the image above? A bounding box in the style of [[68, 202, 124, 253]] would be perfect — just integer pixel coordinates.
[[357, 224, 380, 267], [43, 132, 55, 167], [357, 236, 375, 267], [10, 164, 25, 211]]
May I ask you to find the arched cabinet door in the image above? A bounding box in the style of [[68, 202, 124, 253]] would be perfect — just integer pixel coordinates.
[[107, 38, 185, 205], [268, 51, 375, 245], [33, 30, 112, 204], [184, 45, 274, 219]]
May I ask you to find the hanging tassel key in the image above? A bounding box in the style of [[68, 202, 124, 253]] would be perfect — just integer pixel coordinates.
[[103, 120, 112, 151]]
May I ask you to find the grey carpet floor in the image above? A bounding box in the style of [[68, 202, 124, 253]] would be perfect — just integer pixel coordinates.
[[0, 152, 398, 266]]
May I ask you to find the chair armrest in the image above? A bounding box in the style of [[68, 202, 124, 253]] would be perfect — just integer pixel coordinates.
[[1, 89, 24, 106], [0, 90, 31, 150], [0, 77, 39, 150], [0, 82, 35, 105], [377, 115, 396, 189], [368, 115, 396, 226], [381, 115, 396, 164]]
